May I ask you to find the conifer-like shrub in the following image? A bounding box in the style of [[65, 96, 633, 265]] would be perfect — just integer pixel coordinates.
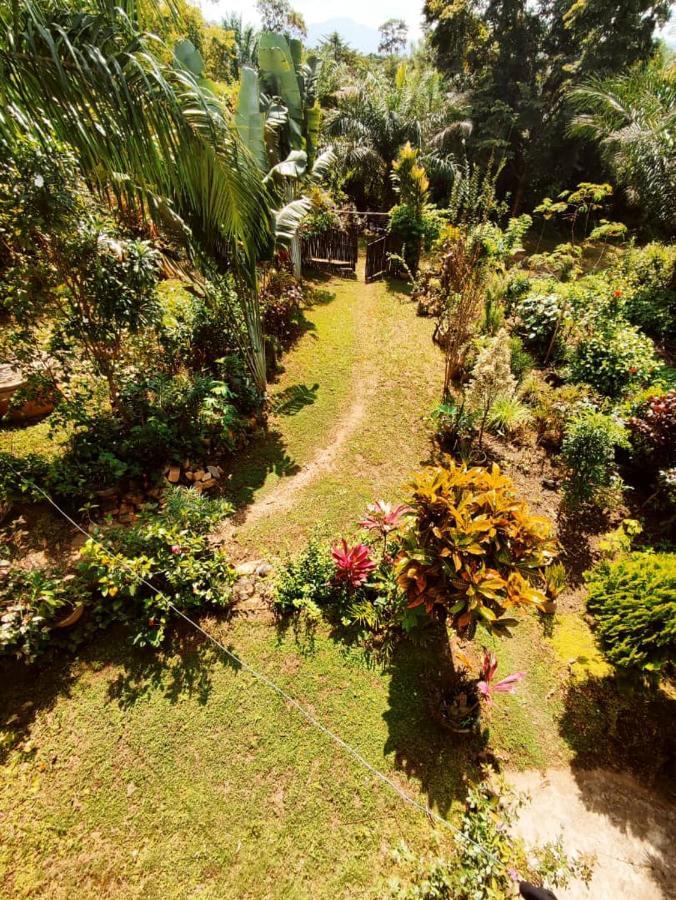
[[395, 460, 559, 637], [585, 552, 676, 677]]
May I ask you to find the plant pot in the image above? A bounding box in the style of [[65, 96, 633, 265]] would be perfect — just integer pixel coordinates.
[[52, 604, 85, 629], [429, 676, 481, 734]]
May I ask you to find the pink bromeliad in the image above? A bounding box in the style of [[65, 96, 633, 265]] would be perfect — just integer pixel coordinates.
[[358, 501, 410, 536], [331, 540, 376, 588], [477, 650, 525, 703]]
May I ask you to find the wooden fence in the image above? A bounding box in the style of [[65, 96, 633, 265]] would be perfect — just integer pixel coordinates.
[[301, 228, 358, 275]]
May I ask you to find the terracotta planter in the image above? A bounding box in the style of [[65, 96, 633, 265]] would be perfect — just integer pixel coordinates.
[[0, 365, 54, 421]]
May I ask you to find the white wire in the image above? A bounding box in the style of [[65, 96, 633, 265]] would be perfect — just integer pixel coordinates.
[[4, 462, 503, 867]]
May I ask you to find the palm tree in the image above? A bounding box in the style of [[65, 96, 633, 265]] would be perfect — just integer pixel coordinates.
[[569, 61, 676, 233], [0, 0, 273, 390], [221, 11, 259, 76], [325, 63, 470, 208]]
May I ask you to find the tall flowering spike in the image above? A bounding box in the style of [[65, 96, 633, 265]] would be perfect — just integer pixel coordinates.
[[478, 650, 525, 704], [359, 501, 411, 535], [331, 539, 376, 588]]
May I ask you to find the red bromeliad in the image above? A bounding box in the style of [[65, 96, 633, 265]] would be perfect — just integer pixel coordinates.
[[477, 650, 525, 703], [331, 540, 376, 588]]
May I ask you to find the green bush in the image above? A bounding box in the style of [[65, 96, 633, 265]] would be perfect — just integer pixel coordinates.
[[561, 409, 628, 506], [0, 569, 82, 662], [622, 242, 676, 342], [571, 323, 658, 398], [585, 552, 676, 677], [79, 515, 236, 647], [274, 539, 339, 617], [516, 291, 563, 360]]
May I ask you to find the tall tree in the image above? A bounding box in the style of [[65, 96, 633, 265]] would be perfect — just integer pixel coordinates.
[[424, 0, 672, 208], [0, 0, 273, 390], [378, 18, 409, 56], [256, 0, 306, 38]]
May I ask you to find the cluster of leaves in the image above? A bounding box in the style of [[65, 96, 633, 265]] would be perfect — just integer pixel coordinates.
[[1, 487, 236, 661], [560, 408, 629, 507], [570, 323, 658, 399], [79, 519, 235, 648], [586, 551, 675, 678], [395, 460, 559, 637], [0, 568, 81, 663], [274, 538, 340, 619], [627, 390, 675, 474], [391, 777, 592, 899]]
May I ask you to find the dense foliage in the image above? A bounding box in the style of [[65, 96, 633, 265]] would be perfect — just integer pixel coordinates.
[[586, 551, 676, 677], [396, 461, 558, 636]]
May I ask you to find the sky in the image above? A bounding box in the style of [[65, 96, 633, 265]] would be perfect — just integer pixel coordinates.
[[198, 0, 425, 45], [198, 0, 674, 52]]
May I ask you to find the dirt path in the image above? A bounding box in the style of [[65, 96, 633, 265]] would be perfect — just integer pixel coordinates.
[[214, 266, 441, 554], [509, 767, 675, 899], [242, 365, 378, 525]]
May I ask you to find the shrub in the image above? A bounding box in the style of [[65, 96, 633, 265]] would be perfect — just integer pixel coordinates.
[[561, 409, 628, 506], [516, 291, 563, 361], [486, 394, 533, 437], [274, 539, 339, 617], [509, 335, 535, 380], [622, 242, 676, 342], [585, 552, 676, 677], [571, 324, 658, 398], [520, 374, 592, 450], [396, 460, 559, 637], [0, 568, 82, 662], [627, 390, 675, 473], [390, 778, 591, 899], [79, 517, 236, 647]]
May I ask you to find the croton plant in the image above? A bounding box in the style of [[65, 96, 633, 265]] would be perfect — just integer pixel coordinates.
[[395, 459, 559, 637]]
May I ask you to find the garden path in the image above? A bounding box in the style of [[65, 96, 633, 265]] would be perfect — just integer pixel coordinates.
[[214, 265, 442, 555]]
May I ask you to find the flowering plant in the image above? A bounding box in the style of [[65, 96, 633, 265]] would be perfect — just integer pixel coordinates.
[[331, 540, 376, 588], [359, 501, 410, 535], [477, 650, 525, 703]]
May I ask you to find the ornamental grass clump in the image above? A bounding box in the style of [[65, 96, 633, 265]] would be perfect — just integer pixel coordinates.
[[396, 459, 559, 638]]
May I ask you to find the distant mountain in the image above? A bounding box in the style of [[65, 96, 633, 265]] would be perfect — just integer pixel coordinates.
[[306, 17, 380, 55]]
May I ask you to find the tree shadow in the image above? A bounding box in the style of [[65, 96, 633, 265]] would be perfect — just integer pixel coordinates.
[[381, 629, 488, 818], [106, 622, 241, 710], [223, 427, 300, 512], [558, 673, 676, 894], [271, 383, 319, 417], [0, 620, 244, 766], [559, 673, 676, 791], [0, 650, 77, 766]]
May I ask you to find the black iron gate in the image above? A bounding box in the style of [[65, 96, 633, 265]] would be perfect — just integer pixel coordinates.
[[365, 233, 403, 283]]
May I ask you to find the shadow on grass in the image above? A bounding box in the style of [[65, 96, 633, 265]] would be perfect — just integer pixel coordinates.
[[0, 622, 242, 764], [382, 630, 487, 817], [224, 427, 300, 512], [558, 673, 676, 894], [106, 622, 241, 709], [559, 673, 676, 790], [271, 383, 319, 417]]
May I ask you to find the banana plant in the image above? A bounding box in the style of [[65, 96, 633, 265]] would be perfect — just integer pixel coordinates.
[[235, 32, 331, 275]]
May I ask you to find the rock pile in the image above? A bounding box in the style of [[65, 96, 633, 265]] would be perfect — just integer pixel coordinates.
[[164, 462, 225, 493]]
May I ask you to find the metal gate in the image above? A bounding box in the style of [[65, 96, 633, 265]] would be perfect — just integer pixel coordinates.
[[365, 233, 403, 283]]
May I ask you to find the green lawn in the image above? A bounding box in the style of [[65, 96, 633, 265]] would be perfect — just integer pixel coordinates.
[[0, 611, 579, 900], [3, 268, 664, 899], [227, 271, 442, 555]]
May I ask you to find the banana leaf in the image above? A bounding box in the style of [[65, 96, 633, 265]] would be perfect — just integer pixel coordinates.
[[235, 66, 267, 170], [258, 31, 303, 150]]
